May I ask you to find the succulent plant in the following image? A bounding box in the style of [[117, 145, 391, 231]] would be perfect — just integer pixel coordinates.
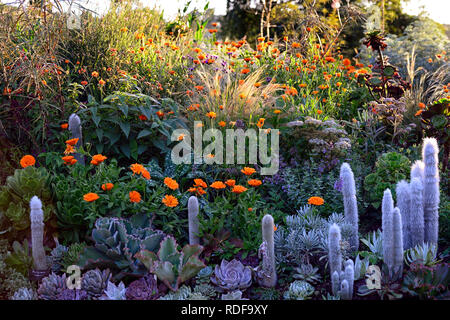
[[11, 287, 37, 300], [283, 280, 315, 300], [221, 290, 248, 300], [56, 289, 88, 300], [0, 166, 54, 231], [136, 235, 205, 291], [210, 259, 252, 292], [37, 273, 68, 300], [49, 244, 68, 273], [4, 239, 33, 276], [78, 213, 165, 279], [158, 285, 192, 300], [125, 274, 159, 300], [405, 243, 439, 267], [100, 281, 126, 300], [61, 243, 86, 272], [196, 265, 214, 284], [81, 268, 111, 299], [293, 264, 321, 284]]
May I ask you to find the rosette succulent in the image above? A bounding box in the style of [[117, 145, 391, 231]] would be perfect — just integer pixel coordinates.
[[210, 259, 252, 292], [37, 273, 68, 300], [125, 275, 159, 300], [283, 280, 315, 300], [81, 268, 111, 299]]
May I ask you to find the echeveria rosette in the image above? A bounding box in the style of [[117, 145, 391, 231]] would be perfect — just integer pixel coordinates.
[[210, 259, 252, 292]]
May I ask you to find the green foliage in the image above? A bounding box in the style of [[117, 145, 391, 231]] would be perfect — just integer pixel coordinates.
[[4, 239, 33, 276], [359, 229, 383, 264], [0, 166, 54, 232], [402, 262, 450, 300], [60, 243, 86, 273], [363, 152, 411, 209], [77, 213, 165, 280], [283, 280, 315, 300], [405, 243, 439, 267], [136, 235, 205, 291]]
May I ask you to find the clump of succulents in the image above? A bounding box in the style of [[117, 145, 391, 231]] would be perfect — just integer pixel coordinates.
[[48, 244, 68, 273], [405, 243, 439, 267], [210, 259, 252, 292], [60, 243, 86, 272], [81, 268, 112, 300], [37, 273, 68, 300], [99, 281, 126, 300], [136, 235, 205, 291], [0, 166, 54, 232], [293, 264, 321, 284], [78, 214, 165, 279], [4, 239, 33, 276], [221, 290, 248, 300], [10, 287, 37, 300], [158, 285, 208, 300], [283, 280, 315, 300], [125, 274, 159, 300]]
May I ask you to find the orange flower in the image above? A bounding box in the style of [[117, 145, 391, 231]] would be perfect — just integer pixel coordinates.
[[60, 123, 69, 129], [210, 181, 226, 189], [415, 110, 423, 117], [101, 183, 114, 191], [194, 178, 208, 188], [141, 169, 151, 180], [130, 163, 150, 180], [98, 79, 106, 86], [92, 71, 99, 77], [273, 109, 281, 114], [343, 58, 351, 66], [248, 179, 262, 187], [139, 114, 148, 121], [91, 154, 107, 165], [317, 110, 323, 115], [232, 185, 248, 194], [129, 191, 141, 203], [156, 111, 164, 118], [225, 179, 236, 187], [241, 68, 250, 74], [66, 138, 79, 146], [256, 118, 265, 128], [162, 195, 179, 208], [194, 85, 204, 91], [62, 155, 77, 165], [418, 102, 426, 109], [241, 167, 256, 176], [20, 155, 36, 168], [64, 144, 75, 155], [206, 111, 217, 119], [218, 121, 226, 127], [83, 193, 99, 202], [164, 177, 179, 190], [307, 196, 324, 206]]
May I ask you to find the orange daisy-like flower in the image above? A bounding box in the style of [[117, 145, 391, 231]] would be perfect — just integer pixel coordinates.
[[218, 121, 226, 127], [66, 138, 79, 146], [62, 155, 77, 165], [101, 183, 114, 191], [241, 167, 256, 176], [206, 111, 217, 119], [418, 102, 426, 109], [241, 68, 250, 74], [248, 179, 262, 187], [307, 196, 324, 206], [256, 118, 265, 128], [162, 195, 179, 208], [415, 110, 423, 117], [92, 71, 99, 78], [139, 114, 148, 121], [64, 144, 75, 155], [194, 178, 208, 188], [164, 177, 179, 190], [98, 79, 106, 86], [210, 181, 226, 189], [232, 185, 248, 194], [225, 179, 236, 187], [91, 154, 107, 165], [129, 191, 142, 203], [273, 109, 281, 114], [83, 193, 99, 202], [61, 123, 69, 129], [130, 163, 151, 180], [20, 155, 36, 168]]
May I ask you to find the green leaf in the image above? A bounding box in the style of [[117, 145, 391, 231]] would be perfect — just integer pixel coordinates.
[[119, 122, 131, 138], [118, 104, 129, 117], [120, 144, 131, 158], [158, 236, 177, 261], [137, 129, 153, 139], [382, 66, 395, 77]]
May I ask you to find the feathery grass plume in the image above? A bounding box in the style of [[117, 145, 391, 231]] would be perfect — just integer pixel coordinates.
[[409, 177, 424, 247], [331, 271, 340, 296], [340, 163, 359, 251], [258, 214, 277, 287], [422, 138, 440, 245], [30, 196, 47, 271], [188, 196, 200, 245], [410, 160, 424, 181], [328, 223, 342, 278], [382, 189, 394, 269], [396, 180, 411, 249], [68, 113, 85, 165], [392, 207, 404, 278]]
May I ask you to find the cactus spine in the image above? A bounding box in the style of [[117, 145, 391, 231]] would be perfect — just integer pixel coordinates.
[[188, 196, 200, 245], [68, 113, 84, 165], [30, 196, 47, 271], [340, 163, 359, 251], [422, 138, 440, 245], [259, 214, 277, 287], [396, 180, 411, 249], [382, 189, 394, 269], [409, 177, 424, 247], [328, 223, 342, 278]]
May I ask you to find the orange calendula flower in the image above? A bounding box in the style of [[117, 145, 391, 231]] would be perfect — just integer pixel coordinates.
[[20, 155, 36, 168], [248, 207, 253, 212], [64, 144, 75, 155], [194, 178, 208, 188], [66, 138, 79, 146], [415, 110, 423, 116], [83, 193, 99, 202], [164, 177, 179, 190], [218, 121, 226, 127], [256, 118, 265, 128], [206, 111, 217, 119], [60, 123, 69, 129], [418, 102, 426, 109], [101, 183, 114, 191], [139, 114, 148, 121], [274, 225, 277, 232], [241, 167, 256, 176], [98, 79, 106, 86], [210, 181, 226, 189], [130, 163, 151, 180], [129, 191, 142, 203], [317, 110, 323, 115], [225, 179, 236, 187], [162, 195, 179, 208], [307, 196, 324, 206], [232, 185, 248, 194], [248, 179, 262, 187], [62, 156, 77, 165], [91, 154, 107, 165], [92, 71, 99, 77], [273, 109, 281, 114]]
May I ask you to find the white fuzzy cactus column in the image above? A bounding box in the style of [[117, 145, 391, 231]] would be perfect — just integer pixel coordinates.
[[340, 163, 359, 251], [409, 177, 424, 247], [396, 180, 411, 249], [188, 196, 200, 245], [328, 223, 342, 278], [422, 138, 440, 245], [410, 160, 424, 181], [258, 214, 277, 287], [30, 196, 47, 271], [68, 113, 85, 165], [392, 207, 404, 277], [382, 189, 394, 269]]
